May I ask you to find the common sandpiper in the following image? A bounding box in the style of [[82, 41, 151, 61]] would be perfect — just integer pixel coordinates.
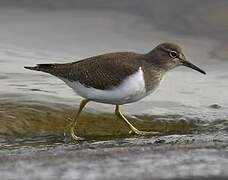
[[25, 42, 206, 140]]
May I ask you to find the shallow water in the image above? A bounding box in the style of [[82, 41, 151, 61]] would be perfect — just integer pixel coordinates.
[[0, 1, 228, 179]]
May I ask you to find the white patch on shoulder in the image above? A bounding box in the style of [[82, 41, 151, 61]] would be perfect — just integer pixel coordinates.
[[61, 67, 148, 105]]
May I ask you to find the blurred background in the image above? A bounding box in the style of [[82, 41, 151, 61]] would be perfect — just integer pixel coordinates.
[[0, 1, 228, 180], [0, 0, 227, 60], [1, 0, 227, 104]]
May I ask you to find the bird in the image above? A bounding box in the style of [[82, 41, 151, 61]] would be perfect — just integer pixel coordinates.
[[24, 42, 206, 140]]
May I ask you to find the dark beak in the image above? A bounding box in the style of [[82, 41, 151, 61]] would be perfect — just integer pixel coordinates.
[[182, 60, 206, 75]]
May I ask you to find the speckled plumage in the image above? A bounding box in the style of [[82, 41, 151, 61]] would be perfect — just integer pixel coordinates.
[[25, 51, 164, 92], [25, 42, 206, 140], [25, 42, 205, 103]]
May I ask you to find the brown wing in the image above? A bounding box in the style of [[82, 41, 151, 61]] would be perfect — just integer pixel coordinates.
[[67, 52, 142, 90], [26, 52, 143, 90]]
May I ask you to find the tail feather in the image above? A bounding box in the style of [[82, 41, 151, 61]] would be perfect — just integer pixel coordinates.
[[24, 64, 56, 73]]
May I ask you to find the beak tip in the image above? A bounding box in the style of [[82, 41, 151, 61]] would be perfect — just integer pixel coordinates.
[[182, 60, 206, 75], [200, 69, 207, 75], [200, 70, 207, 75]]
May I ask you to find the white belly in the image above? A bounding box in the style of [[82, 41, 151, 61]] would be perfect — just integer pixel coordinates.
[[61, 67, 155, 105]]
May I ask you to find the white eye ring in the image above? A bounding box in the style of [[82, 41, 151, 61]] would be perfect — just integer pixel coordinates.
[[169, 51, 178, 58]]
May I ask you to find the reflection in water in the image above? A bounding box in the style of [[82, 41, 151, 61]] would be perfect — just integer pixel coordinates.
[[0, 99, 227, 145], [0, 101, 195, 137]]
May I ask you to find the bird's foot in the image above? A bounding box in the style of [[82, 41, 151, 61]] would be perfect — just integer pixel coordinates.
[[64, 118, 84, 141], [70, 126, 84, 141]]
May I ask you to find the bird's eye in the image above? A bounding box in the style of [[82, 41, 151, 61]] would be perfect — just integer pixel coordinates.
[[169, 51, 177, 58]]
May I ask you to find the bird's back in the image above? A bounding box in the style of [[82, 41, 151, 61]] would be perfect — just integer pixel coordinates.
[[25, 52, 143, 90]]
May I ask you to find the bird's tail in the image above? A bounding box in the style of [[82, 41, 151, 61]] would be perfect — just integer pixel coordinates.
[[24, 64, 57, 73]]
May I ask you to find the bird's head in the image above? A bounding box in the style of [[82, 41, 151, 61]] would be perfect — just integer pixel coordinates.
[[147, 42, 206, 75]]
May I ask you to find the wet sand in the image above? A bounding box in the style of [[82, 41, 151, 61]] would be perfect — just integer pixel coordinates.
[[0, 99, 227, 180], [1, 133, 228, 180]]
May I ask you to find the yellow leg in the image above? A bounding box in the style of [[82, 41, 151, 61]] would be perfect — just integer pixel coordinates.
[[70, 99, 90, 140], [115, 105, 160, 136]]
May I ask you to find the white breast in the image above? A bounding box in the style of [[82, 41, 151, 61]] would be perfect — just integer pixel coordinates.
[[61, 67, 152, 105]]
